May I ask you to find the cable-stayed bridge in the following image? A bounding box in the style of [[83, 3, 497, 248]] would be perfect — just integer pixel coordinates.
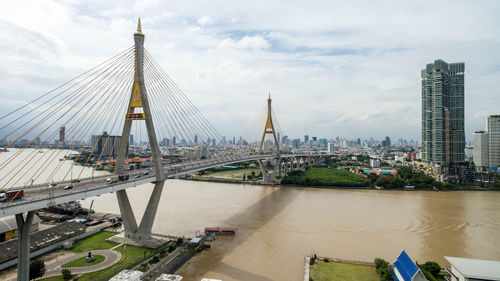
[[0, 19, 329, 280]]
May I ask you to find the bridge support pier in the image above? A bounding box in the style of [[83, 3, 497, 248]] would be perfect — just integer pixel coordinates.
[[16, 211, 35, 281], [258, 157, 281, 184], [116, 180, 165, 243]]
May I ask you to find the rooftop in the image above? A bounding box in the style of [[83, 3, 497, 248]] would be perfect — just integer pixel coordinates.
[[445, 256, 500, 280], [394, 250, 419, 281]]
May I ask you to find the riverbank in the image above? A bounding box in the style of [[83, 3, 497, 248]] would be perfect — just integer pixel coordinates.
[[183, 175, 500, 192], [0, 229, 203, 281]]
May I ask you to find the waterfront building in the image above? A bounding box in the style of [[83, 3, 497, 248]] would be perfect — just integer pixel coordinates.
[[445, 256, 500, 281], [392, 250, 428, 281], [487, 115, 500, 167], [421, 59, 465, 165], [473, 130, 489, 169]]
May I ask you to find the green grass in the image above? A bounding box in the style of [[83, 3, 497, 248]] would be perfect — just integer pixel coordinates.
[[40, 276, 64, 281], [68, 231, 117, 253], [311, 261, 379, 281], [40, 232, 173, 281], [282, 168, 370, 187], [62, 254, 106, 268]]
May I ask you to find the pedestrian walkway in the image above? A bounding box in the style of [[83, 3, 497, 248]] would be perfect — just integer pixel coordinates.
[[43, 249, 122, 278]]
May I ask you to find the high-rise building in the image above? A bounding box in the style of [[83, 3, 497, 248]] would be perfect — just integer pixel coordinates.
[[421, 59, 465, 164], [130, 134, 134, 146], [59, 126, 65, 144], [487, 115, 500, 167], [473, 131, 489, 168], [327, 142, 335, 154], [304, 135, 309, 144], [91, 132, 122, 158]]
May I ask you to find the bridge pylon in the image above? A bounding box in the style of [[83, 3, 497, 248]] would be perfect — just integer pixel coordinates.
[[258, 93, 281, 184], [113, 18, 165, 246]]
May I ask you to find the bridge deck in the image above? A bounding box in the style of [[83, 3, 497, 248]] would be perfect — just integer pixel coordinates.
[[0, 153, 326, 217]]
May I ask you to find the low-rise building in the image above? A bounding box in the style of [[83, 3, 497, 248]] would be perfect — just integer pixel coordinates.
[[0, 214, 42, 242], [445, 256, 500, 281], [392, 250, 428, 281]]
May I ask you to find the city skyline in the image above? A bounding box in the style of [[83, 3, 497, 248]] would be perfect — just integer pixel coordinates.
[[1, 1, 500, 141]]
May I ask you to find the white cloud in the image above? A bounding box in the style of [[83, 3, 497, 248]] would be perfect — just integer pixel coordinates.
[[197, 16, 213, 26], [1, 0, 500, 141], [218, 36, 269, 50]]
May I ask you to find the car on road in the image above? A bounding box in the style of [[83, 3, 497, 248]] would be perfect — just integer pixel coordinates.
[[63, 185, 73, 190]]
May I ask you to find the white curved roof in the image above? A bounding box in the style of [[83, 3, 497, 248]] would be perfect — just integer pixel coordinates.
[[0, 214, 41, 234]]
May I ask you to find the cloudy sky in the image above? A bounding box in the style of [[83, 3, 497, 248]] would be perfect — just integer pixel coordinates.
[[1, 0, 499, 142]]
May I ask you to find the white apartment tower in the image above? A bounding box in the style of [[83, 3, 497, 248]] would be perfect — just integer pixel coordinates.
[[473, 131, 488, 168]]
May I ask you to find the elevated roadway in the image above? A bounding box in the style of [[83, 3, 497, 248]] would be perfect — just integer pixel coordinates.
[[0, 153, 327, 218]]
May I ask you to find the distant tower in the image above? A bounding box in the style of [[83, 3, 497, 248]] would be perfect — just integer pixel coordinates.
[[421, 59, 465, 164], [59, 126, 65, 144], [259, 93, 280, 156], [258, 93, 281, 183]]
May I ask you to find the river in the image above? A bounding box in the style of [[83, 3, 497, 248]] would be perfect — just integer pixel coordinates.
[[78, 180, 500, 281], [2, 149, 499, 281]]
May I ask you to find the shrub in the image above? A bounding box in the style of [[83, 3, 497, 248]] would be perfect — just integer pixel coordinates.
[[62, 269, 73, 281], [29, 260, 46, 280], [168, 245, 176, 253], [152, 256, 160, 263], [420, 261, 441, 278], [323, 258, 329, 263], [374, 258, 394, 281]]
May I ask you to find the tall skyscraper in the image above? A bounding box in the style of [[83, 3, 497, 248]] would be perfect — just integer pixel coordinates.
[[59, 126, 65, 144], [304, 135, 309, 144], [473, 131, 489, 168], [421, 59, 465, 165], [487, 115, 500, 167], [130, 134, 134, 146]]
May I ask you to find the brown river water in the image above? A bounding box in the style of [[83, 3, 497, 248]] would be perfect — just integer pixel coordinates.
[[79, 180, 500, 281]]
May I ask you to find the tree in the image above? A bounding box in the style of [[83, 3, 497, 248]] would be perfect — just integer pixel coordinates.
[[420, 261, 441, 278], [29, 260, 46, 280], [397, 166, 414, 179], [62, 269, 73, 281], [387, 177, 407, 189], [367, 173, 379, 185]]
